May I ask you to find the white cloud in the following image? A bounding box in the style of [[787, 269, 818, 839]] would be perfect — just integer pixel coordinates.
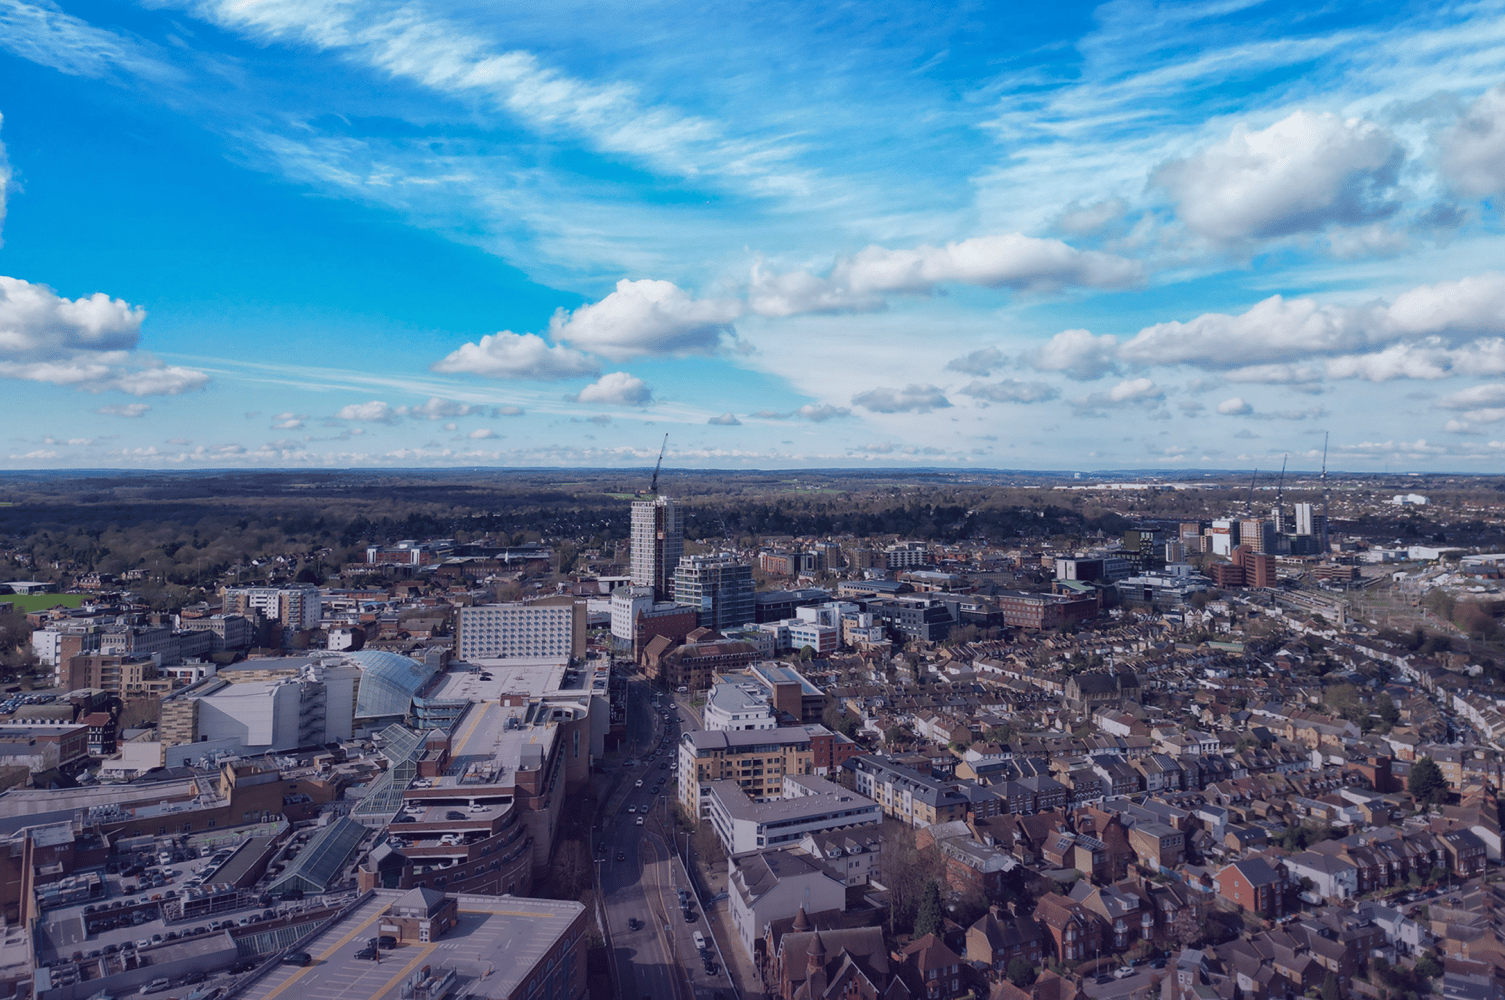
[[95, 403, 150, 418], [1153, 110, 1403, 242], [468, 427, 497, 439], [491, 405, 525, 417], [1119, 274, 1505, 376], [1109, 378, 1163, 404], [748, 233, 1141, 317], [569, 371, 653, 406], [1031, 328, 1120, 381], [795, 404, 850, 422], [431, 330, 598, 380], [959, 379, 1059, 404], [1438, 384, 1505, 411], [336, 400, 400, 423], [1440, 85, 1505, 199], [851, 384, 951, 413], [0, 275, 143, 356], [945, 347, 1006, 376], [549, 279, 742, 360], [402, 397, 483, 420], [1217, 397, 1253, 415], [1054, 198, 1128, 237], [0, 275, 208, 395], [707, 412, 741, 426]]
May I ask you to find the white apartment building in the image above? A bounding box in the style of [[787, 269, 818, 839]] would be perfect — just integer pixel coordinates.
[[457, 603, 576, 660], [222, 584, 322, 630], [703, 682, 777, 732], [609, 585, 656, 643]]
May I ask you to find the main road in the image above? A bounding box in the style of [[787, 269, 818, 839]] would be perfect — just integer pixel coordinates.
[[597, 675, 709, 1000]]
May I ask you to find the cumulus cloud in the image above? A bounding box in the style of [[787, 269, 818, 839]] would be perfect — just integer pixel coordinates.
[[550, 279, 742, 360], [1055, 198, 1129, 237], [431, 330, 599, 380], [569, 371, 653, 406], [336, 400, 400, 423], [1119, 273, 1505, 380], [1435, 383, 1505, 432], [795, 404, 851, 422], [1073, 378, 1165, 414], [1217, 397, 1253, 415], [1031, 328, 1120, 381], [403, 397, 481, 421], [945, 347, 1006, 376], [1440, 86, 1505, 199], [468, 427, 497, 439], [707, 412, 741, 425], [959, 379, 1059, 404], [95, 403, 150, 418], [852, 384, 952, 413], [0, 275, 208, 395], [1108, 378, 1164, 403], [1154, 110, 1404, 242], [747, 233, 1141, 318]]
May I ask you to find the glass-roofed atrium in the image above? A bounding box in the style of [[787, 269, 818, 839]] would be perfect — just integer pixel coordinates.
[[347, 650, 437, 722]]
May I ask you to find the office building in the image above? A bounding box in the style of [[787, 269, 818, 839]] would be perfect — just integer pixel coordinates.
[[674, 553, 755, 631], [630, 496, 684, 602]]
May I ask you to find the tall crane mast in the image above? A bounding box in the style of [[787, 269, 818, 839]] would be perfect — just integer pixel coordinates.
[[1321, 432, 1331, 555], [649, 432, 668, 496], [1246, 468, 1258, 516], [1274, 454, 1287, 530]]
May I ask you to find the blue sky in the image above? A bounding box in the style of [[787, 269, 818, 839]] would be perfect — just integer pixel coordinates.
[[4, 1, 1505, 471]]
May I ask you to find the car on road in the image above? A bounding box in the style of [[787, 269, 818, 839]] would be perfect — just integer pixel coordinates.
[[1095, 975, 1114, 985], [1149, 958, 1167, 970], [628, 918, 642, 931], [703, 960, 718, 976], [1114, 967, 1135, 979], [355, 947, 378, 960], [281, 951, 312, 966], [636, 817, 644, 825], [634, 780, 644, 787], [616, 851, 626, 861], [684, 909, 697, 922]]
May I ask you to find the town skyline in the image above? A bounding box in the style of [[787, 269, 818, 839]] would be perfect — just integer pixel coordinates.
[[4, 1, 1505, 471]]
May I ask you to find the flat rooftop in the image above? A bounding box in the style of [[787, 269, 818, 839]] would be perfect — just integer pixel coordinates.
[[237, 891, 584, 1000], [427, 658, 570, 702]]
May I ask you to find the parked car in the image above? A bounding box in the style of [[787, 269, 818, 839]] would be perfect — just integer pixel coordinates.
[[281, 951, 312, 966]]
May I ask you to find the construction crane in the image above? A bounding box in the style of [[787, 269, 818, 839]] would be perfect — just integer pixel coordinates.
[[1274, 454, 1287, 530], [1321, 432, 1331, 554], [649, 432, 668, 496], [1246, 468, 1258, 516]]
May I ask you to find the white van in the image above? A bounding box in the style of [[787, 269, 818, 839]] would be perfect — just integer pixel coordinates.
[[692, 931, 706, 953]]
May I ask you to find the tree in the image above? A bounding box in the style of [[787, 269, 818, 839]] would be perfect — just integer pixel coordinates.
[[1376, 692, 1401, 727], [1408, 756, 1448, 806], [1321, 971, 1340, 1000], [1414, 953, 1442, 980], [913, 879, 943, 939], [1007, 957, 1038, 988]]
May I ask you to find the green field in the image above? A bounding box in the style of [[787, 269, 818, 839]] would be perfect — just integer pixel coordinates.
[[2, 593, 86, 612]]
